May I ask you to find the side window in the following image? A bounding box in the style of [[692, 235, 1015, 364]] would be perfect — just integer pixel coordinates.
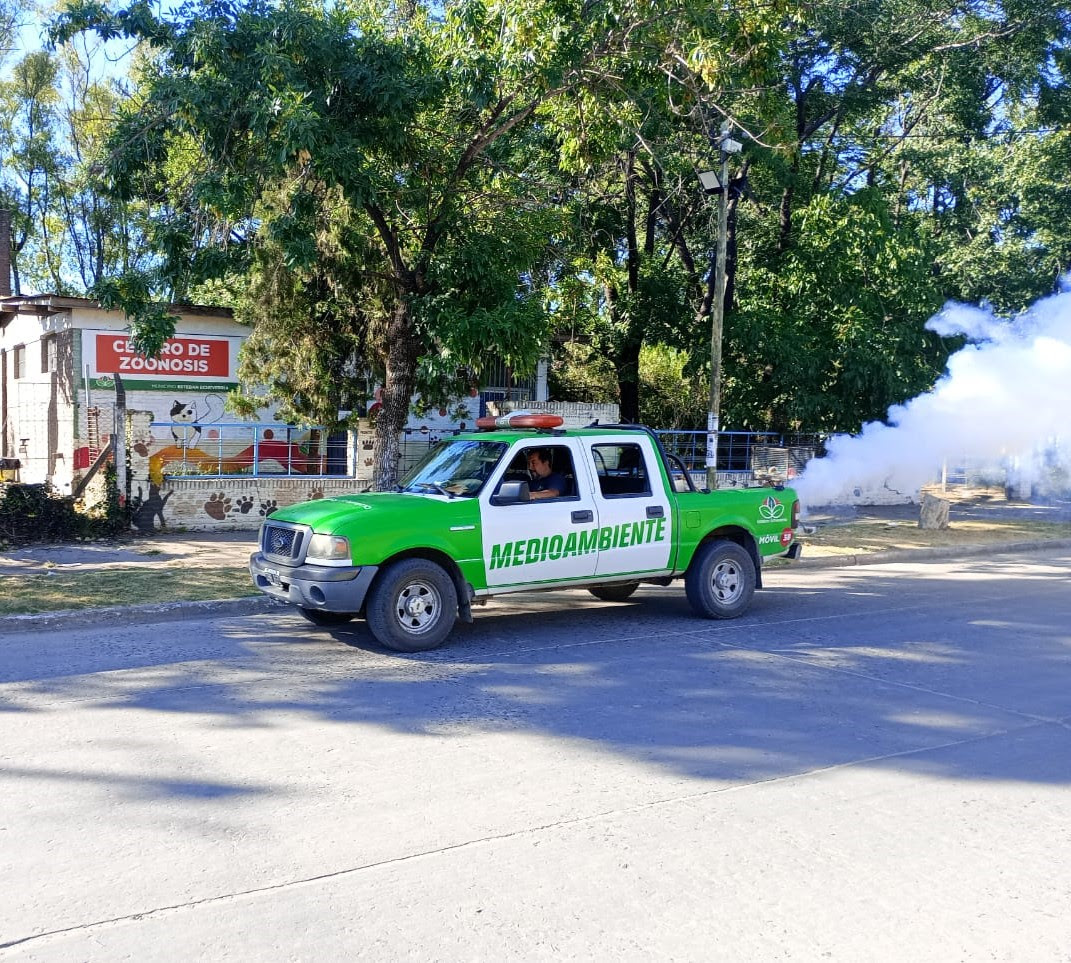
[[498, 445, 577, 501], [41, 335, 58, 373], [592, 443, 651, 498]]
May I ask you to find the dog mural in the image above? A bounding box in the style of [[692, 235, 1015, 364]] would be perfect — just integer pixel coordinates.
[[130, 482, 174, 532]]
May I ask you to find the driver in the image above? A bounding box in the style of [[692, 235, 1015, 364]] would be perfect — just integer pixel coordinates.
[[527, 448, 566, 500]]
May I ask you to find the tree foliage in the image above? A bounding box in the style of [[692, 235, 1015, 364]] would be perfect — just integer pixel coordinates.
[[0, 21, 150, 295], [2, 0, 1062, 456], [550, 341, 709, 429], [713, 0, 1071, 432], [729, 189, 948, 432], [54, 0, 725, 484]]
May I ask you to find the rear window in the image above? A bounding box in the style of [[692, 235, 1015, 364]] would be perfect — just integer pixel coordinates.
[[592, 443, 651, 498]]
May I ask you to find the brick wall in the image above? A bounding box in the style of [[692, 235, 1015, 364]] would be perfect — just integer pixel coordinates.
[[131, 476, 366, 532]]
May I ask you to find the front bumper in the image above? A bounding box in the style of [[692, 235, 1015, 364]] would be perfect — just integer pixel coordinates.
[[249, 552, 378, 613]]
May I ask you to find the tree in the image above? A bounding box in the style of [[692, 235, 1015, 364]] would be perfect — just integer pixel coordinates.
[[539, 0, 791, 423], [549, 152, 700, 424], [0, 12, 151, 295], [226, 182, 376, 436], [0, 49, 61, 294], [729, 189, 948, 433], [55, 0, 742, 486], [49, 36, 153, 291], [711, 0, 1071, 431], [47, 0, 1071, 454]]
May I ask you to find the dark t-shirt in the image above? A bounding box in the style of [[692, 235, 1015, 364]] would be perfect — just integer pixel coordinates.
[[530, 470, 567, 497]]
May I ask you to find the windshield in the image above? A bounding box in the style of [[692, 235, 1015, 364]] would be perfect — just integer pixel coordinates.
[[399, 440, 508, 497]]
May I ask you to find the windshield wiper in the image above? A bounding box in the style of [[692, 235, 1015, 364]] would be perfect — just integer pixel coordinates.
[[405, 481, 454, 498]]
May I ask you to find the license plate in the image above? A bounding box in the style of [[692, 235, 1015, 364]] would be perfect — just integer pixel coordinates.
[[263, 568, 281, 586]]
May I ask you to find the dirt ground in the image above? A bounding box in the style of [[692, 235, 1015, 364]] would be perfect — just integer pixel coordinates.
[[799, 487, 1071, 558], [0, 528, 258, 576], [807, 484, 1071, 525]]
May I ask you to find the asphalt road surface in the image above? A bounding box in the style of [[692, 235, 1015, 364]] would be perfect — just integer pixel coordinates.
[[2, 551, 1070, 960]]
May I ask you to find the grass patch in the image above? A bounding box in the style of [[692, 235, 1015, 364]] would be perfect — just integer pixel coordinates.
[[0, 565, 256, 615], [802, 518, 1071, 557]]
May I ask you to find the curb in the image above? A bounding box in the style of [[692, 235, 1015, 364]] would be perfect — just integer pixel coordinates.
[[788, 537, 1071, 570], [0, 594, 280, 635]]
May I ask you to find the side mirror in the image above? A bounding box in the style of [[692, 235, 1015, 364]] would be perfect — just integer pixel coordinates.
[[491, 480, 531, 505]]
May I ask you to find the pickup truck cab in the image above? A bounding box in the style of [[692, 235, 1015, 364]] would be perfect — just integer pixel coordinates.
[[249, 418, 800, 652]]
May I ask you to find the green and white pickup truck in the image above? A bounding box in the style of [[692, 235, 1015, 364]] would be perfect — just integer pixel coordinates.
[[249, 420, 801, 652]]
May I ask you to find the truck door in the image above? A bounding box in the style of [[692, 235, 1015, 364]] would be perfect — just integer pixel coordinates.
[[587, 437, 673, 577], [480, 439, 599, 588]]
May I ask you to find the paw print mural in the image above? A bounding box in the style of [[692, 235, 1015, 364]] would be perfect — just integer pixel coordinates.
[[235, 495, 256, 514], [204, 492, 232, 520], [259, 499, 278, 517]]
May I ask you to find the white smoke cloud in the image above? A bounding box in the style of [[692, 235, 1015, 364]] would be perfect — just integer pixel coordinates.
[[795, 282, 1071, 511]]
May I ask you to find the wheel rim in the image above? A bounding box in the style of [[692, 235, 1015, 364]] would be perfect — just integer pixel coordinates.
[[710, 559, 743, 604], [394, 579, 442, 635]]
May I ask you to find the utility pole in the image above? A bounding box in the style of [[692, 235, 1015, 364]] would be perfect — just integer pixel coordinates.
[[704, 123, 742, 491]]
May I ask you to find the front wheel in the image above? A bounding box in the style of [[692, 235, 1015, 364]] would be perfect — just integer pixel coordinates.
[[685, 539, 756, 619], [298, 607, 355, 627], [366, 558, 458, 652], [587, 582, 640, 602]]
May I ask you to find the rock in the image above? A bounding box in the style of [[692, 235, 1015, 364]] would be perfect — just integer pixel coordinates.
[[919, 493, 950, 529]]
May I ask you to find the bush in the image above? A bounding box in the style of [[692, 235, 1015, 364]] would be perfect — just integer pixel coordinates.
[[0, 468, 129, 546]]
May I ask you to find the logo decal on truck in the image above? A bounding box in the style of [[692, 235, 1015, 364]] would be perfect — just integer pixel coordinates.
[[758, 496, 787, 522], [489, 517, 667, 570]]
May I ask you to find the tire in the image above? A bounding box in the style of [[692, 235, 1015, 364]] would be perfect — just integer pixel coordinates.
[[298, 607, 355, 627], [684, 539, 756, 619], [587, 582, 640, 602], [366, 558, 458, 652]]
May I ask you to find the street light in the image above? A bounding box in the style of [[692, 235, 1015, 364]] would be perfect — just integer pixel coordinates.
[[699, 122, 743, 491]]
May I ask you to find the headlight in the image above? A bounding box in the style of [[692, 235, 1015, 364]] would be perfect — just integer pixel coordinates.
[[306, 533, 351, 561]]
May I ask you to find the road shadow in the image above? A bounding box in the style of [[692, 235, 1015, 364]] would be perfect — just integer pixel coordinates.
[[3, 553, 1067, 796]]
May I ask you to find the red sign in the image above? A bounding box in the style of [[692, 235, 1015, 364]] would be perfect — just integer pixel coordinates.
[[95, 334, 231, 378]]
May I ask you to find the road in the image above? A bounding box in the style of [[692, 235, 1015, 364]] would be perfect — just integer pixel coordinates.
[[2, 551, 1070, 960]]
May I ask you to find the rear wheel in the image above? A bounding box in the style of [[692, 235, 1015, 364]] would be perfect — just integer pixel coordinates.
[[587, 582, 640, 602], [366, 558, 458, 652], [685, 539, 755, 619], [298, 607, 354, 627]]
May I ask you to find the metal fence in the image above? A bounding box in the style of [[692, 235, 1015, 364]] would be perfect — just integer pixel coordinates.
[[654, 430, 823, 478], [148, 422, 349, 478], [396, 428, 823, 484], [148, 421, 824, 484]]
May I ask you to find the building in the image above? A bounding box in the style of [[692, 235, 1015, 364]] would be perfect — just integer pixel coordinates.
[[0, 294, 252, 494]]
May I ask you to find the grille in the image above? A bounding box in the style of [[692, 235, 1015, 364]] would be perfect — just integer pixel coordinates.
[[262, 524, 302, 560]]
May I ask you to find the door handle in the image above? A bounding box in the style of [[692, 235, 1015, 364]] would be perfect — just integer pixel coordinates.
[[646, 505, 664, 518], [571, 510, 594, 523]]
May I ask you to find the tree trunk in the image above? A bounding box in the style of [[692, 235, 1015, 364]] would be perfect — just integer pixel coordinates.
[[618, 336, 642, 424], [617, 153, 642, 424], [778, 76, 808, 256], [372, 300, 420, 490], [776, 173, 796, 255]]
